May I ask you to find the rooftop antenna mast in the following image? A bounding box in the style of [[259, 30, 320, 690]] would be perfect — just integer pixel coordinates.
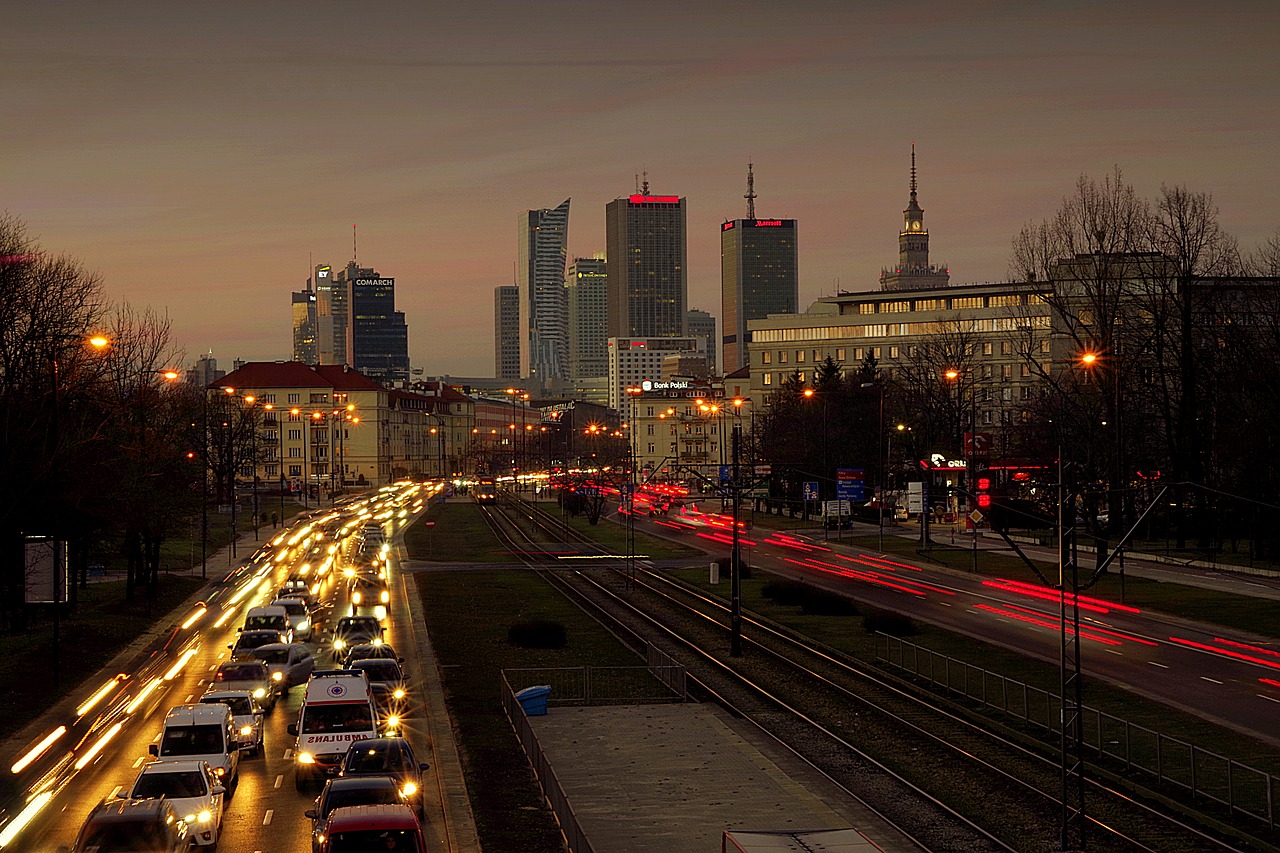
[[353, 224, 358, 264], [745, 159, 757, 220], [641, 170, 649, 196]]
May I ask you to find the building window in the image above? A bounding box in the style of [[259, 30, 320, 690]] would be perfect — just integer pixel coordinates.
[[858, 303, 875, 314], [763, 373, 773, 386], [647, 443, 656, 453], [888, 345, 899, 358], [951, 297, 984, 309], [813, 350, 822, 363], [289, 447, 301, 458], [261, 394, 276, 403], [1040, 339, 1051, 354], [836, 348, 846, 361], [762, 351, 772, 365], [982, 342, 993, 356], [288, 465, 301, 477], [797, 371, 805, 383], [1001, 365, 1012, 381], [778, 351, 788, 364], [796, 350, 806, 363], [287, 393, 301, 404], [983, 410, 993, 425], [1001, 341, 1012, 355], [854, 348, 863, 360], [310, 393, 329, 404], [1021, 364, 1031, 378], [1002, 387, 1013, 402], [872, 347, 881, 359], [288, 429, 301, 440]]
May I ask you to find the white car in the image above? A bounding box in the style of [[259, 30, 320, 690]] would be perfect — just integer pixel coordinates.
[[120, 759, 226, 847], [272, 596, 315, 640], [199, 689, 266, 757]]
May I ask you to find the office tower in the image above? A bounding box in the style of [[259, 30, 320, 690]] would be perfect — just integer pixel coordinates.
[[606, 335, 704, 413], [495, 285, 521, 380], [313, 263, 345, 365], [565, 254, 608, 381], [721, 163, 798, 371], [340, 261, 410, 384], [685, 308, 717, 375], [292, 278, 318, 364], [187, 352, 225, 387], [879, 145, 949, 291], [517, 198, 571, 383], [605, 187, 687, 339]]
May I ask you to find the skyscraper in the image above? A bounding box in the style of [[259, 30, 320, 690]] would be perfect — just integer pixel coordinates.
[[292, 279, 318, 364], [494, 284, 521, 380], [605, 188, 687, 340], [721, 163, 798, 372], [686, 308, 717, 375], [565, 254, 608, 382], [879, 145, 949, 291], [340, 261, 410, 384], [313, 263, 345, 365], [518, 198, 571, 384]]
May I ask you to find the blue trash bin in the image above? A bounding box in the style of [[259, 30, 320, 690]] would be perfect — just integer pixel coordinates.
[[515, 685, 552, 716]]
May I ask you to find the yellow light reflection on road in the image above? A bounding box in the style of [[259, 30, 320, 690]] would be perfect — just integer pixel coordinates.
[[9, 727, 66, 774], [74, 722, 123, 770], [164, 647, 200, 681], [212, 606, 236, 628], [0, 790, 53, 848], [76, 676, 125, 718], [125, 679, 162, 715], [180, 605, 207, 630]]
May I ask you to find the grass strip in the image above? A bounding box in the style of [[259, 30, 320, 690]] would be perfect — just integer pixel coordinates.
[[416, 567, 646, 853]]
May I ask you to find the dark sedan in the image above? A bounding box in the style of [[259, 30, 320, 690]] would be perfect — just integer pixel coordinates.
[[337, 737, 429, 818]]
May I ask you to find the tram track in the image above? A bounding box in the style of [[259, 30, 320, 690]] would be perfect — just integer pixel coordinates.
[[478, 491, 1265, 852]]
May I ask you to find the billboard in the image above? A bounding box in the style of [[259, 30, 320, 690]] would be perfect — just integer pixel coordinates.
[[24, 537, 68, 604]]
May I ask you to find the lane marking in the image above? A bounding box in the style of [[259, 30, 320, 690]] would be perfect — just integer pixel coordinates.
[[1107, 650, 1123, 656], [283, 749, 293, 760], [938, 601, 953, 607], [208, 664, 217, 671], [274, 774, 283, 789], [1260, 694, 1280, 705], [184, 694, 193, 703], [262, 809, 273, 826], [132, 757, 146, 769], [1149, 661, 1170, 669], [1201, 677, 1224, 685], [109, 785, 123, 800]]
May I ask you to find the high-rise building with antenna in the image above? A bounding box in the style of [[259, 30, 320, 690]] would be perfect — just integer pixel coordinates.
[[291, 275, 318, 364], [720, 162, 798, 371], [880, 144, 949, 291], [517, 198, 571, 385], [605, 185, 687, 339]]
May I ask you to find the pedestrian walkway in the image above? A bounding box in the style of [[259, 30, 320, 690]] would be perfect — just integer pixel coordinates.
[[525, 703, 913, 853]]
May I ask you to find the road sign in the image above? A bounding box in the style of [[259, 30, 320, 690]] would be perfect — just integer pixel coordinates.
[[803, 481, 819, 501], [907, 481, 924, 514], [719, 465, 732, 483], [836, 468, 865, 502], [968, 510, 984, 524], [754, 464, 772, 476]]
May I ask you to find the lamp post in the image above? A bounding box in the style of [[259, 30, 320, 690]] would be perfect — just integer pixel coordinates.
[[801, 386, 829, 532], [243, 395, 260, 540], [945, 368, 979, 573], [264, 403, 285, 521]]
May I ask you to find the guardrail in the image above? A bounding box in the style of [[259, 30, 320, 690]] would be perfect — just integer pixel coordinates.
[[877, 633, 1278, 829]]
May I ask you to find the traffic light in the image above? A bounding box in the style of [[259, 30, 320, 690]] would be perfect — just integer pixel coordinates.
[[974, 471, 993, 510]]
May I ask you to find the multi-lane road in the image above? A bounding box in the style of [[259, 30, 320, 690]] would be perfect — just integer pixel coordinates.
[[642, 507, 1280, 745], [1, 483, 444, 852]]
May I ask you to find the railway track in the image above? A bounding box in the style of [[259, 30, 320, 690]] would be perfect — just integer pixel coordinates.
[[477, 491, 1267, 852]]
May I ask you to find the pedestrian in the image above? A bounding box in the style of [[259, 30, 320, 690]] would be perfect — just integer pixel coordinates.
[[271, 511, 279, 529]]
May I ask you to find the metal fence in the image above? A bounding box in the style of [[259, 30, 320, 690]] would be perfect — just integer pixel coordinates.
[[500, 655, 688, 853], [877, 633, 1278, 829]]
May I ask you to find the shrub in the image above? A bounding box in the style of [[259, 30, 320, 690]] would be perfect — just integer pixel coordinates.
[[714, 555, 751, 580], [508, 619, 567, 649], [762, 579, 858, 615], [761, 579, 809, 606], [863, 609, 918, 637]]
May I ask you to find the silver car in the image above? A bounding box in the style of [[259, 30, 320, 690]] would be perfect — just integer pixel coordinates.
[[199, 689, 266, 756], [243, 642, 315, 691]]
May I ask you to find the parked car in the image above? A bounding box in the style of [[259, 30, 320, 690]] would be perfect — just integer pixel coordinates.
[[305, 777, 407, 853], [119, 760, 226, 847], [337, 737, 429, 818]]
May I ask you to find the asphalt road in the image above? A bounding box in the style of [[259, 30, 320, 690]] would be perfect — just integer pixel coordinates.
[[3, 487, 443, 853]]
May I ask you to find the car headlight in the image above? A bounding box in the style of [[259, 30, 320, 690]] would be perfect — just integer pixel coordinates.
[[197, 810, 212, 823], [184, 813, 197, 824], [380, 591, 389, 604], [352, 592, 362, 605], [386, 714, 400, 727], [298, 752, 315, 764], [240, 725, 253, 736], [298, 620, 309, 631], [212, 766, 226, 777], [272, 671, 284, 682], [253, 688, 267, 698], [371, 637, 383, 647], [333, 639, 346, 650], [393, 688, 405, 700], [401, 782, 417, 797]]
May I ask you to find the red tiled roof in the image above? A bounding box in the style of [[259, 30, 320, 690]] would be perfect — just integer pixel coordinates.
[[312, 364, 384, 391], [212, 361, 326, 390]]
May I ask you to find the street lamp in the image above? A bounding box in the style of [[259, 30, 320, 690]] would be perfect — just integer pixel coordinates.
[[264, 403, 285, 521], [945, 367, 979, 572]]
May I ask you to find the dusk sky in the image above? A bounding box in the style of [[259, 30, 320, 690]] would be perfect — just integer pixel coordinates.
[[8, 1, 1279, 377]]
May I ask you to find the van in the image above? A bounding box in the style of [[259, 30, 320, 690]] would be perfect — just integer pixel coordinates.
[[149, 704, 241, 788], [288, 671, 378, 790], [242, 605, 292, 643]]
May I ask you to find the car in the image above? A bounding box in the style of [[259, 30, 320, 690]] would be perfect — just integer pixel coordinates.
[[271, 596, 315, 640], [347, 575, 391, 620], [198, 689, 266, 756], [228, 628, 288, 657], [318, 803, 427, 852], [212, 660, 278, 711], [119, 760, 226, 847], [337, 737, 429, 818], [242, 605, 294, 643], [240, 642, 316, 691], [278, 586, 318, 611], [347, 658, 409, 726], [339, 643, 400, 669], [331, 616, 383, 656], [68, 798, 194, 852], [305, 777, 408, 853]]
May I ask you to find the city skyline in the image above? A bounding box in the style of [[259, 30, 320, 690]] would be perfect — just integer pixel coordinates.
[[7, 0, 1278, 376]]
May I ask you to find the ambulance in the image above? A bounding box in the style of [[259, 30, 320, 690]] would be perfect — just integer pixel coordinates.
[[287, 670, 378, 790]]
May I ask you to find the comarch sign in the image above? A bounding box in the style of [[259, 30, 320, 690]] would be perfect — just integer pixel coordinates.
[[640, 380, 690, 391]]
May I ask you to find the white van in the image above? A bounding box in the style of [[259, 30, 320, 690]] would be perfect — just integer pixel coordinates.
[[288, 670, 378, 790], [149, 704, 241, 788], [242, 605, 293, 643]]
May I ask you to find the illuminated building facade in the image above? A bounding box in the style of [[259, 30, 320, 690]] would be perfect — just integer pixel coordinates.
[[518, 198, 571, 383], [566, 254, 608, 382], [720, 217, 798, 371]]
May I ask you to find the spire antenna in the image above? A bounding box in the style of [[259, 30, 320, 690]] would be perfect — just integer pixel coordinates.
[[910, 143, 918, 197], [745, 159, 757, 220], [641, 170, 649, 196], [353, 224, 358, 264]]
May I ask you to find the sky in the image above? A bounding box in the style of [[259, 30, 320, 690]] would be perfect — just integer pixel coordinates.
[[6, 0, 1279, 377]]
